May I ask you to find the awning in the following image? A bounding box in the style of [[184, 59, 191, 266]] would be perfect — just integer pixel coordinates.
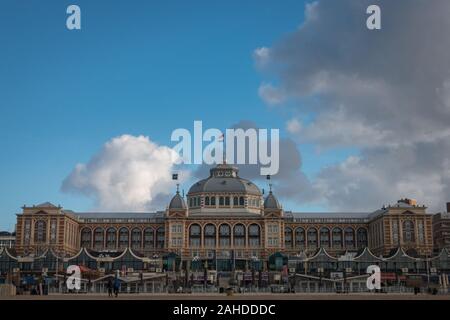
[[78, 265, 93, 273], [381, 273, 406, 281]]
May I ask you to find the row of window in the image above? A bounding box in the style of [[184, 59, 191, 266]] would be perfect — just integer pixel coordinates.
[[393, 220, 418, 243], [189, 223, 260, 247], [188, 196, 258, 208], [27, 220, 61, 245], [284, 227, 368, 248], [80, 227, 165, 250]]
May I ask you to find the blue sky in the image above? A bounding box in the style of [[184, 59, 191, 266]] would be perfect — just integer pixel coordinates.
[[0, 0, 359, 230]]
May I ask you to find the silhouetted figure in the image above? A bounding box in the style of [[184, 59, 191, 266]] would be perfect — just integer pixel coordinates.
[[113, 277, 120, 297], [107, 278, 113, 297]]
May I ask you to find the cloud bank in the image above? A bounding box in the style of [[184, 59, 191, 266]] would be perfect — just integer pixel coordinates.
[[256, 0, 450, 211], [193, 120, 316, 203], [62, 135, 187, 211]]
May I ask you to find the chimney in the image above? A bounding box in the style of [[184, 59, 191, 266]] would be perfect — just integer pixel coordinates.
[[447, 202, 450, 213]]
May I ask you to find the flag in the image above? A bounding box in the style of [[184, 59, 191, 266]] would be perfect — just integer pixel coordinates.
[[172, 173, 178, 180]]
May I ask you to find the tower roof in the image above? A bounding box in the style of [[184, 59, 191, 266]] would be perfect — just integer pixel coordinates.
[[168, 192, 187, 210], [264, 191, 281, 209]]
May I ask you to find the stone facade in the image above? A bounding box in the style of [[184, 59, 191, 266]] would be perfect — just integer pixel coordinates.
[[13, 164, 441, 269]]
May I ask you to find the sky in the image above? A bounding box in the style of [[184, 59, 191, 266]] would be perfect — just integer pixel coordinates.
[[1, 0, 450, 231]]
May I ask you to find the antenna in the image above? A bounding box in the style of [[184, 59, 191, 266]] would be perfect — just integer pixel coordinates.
[[266, 174, 272, 193], [172, 173, 179, 194], [222, 147, 227, 165]]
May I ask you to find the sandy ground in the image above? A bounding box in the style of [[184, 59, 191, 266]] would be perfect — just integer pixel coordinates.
[[1, 293, 450, 300]]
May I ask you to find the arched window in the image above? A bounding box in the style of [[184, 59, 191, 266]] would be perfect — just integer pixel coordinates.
[[205, 197, 210, 206], [320, 227, 330, 247], [357, 228, 368, 247], [144, 228, 155, 249], [248, 224, 260, 247], [204, 224, 216, 247], [106, 228, 116, 249], [34, 220, 47, 243], [403, 221, 415, 242], [219, 224, 231, 247], [156, 227, 165, 248], [233, 197, 238, 206], [284, 228, 294, 249], [211, 196, 216, 206], [119, 227, 129, 248], [131, 228, 142, 249], [344, 227, 355, 248], [295, 227, 305, 248], [189, 224, 201, 247], [225, 197, 230, 206], [239, 197, 245, 206], [233, 224, 245, 247], [94, 227, 104, 249], [285, 227, 293, 248], [219, 196, 224, 206], [81, 228, 92, 248], [307, 228, 317, 248], [332, 228, 343, 248]]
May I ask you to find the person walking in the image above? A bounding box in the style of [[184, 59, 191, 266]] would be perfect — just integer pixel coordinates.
[[113, 276, 120, 298], [107, 278, 113, 297]]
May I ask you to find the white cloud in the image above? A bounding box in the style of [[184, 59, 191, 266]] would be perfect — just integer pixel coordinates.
[[304, 1, 319, 23], [62, 135, 188, 211], [255, 0, 450, 211], [253, 47, 271, 68], [286, 118, 302, 134], [258, 83, 286, 106]]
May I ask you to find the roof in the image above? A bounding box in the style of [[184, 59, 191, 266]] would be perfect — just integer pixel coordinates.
[[286, 211, 370, 219], [168, 192, 187, 210], [74, 211, 164, 219], [264, 192, 281, 209], [188, 164, 261, 195], [36, 202, 58, 208], [188, 177, 261, 195]]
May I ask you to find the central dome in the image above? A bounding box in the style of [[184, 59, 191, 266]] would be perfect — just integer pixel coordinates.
[[188, 164, 261, 196]]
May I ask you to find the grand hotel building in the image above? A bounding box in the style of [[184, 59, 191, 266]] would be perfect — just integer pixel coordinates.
[[9, 163, 448, 276]]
